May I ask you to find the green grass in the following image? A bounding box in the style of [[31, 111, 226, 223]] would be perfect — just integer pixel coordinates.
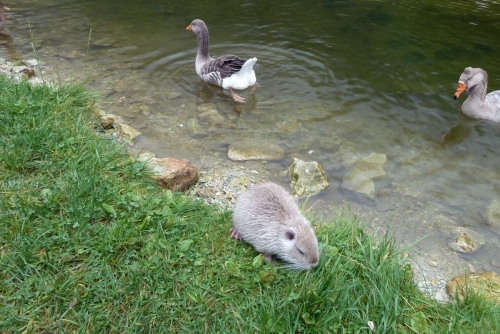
[[1, 74, 499, 333]]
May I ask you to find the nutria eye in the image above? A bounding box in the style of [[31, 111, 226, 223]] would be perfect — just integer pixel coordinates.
[[286, 231, 295, 240]]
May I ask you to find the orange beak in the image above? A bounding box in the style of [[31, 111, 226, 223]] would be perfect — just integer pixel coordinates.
[[453, 82, 466, 100], [186, 24, 193, 31]]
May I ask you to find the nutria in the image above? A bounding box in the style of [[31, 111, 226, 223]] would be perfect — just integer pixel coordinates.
[[231, 182, 319, 270]]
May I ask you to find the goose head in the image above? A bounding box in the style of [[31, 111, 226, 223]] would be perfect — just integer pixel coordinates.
[[453, 67, 487, 100]]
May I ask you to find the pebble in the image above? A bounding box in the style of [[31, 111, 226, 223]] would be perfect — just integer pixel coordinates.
[[428, 259, 438, 267], [188, 160, 273, 210]]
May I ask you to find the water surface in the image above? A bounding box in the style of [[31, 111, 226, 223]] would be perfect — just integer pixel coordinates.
[[3, 0, 500, 279]]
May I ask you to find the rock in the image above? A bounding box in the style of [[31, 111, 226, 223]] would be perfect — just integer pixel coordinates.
[[289, 158, 329, 197], [139, 105, 151, 116], [447, 272, 500, 303], [228, 140, 285, 161], [198, 104, 225, 126], [91, 38, 115, 48], [117, 123, 141, 146], [26, 59, 39, 67], [485, 199, 500, 234], [276, 119, 301, 132], [341, 152, 387, 200], [338, 141, 364, 169], [12, 66, 35, 77], [445, 227, 485, 254], [113, 79, 127, 93], [99, 113, 124, 130], [142, 157, 199, 191], [29, 77, 45, 86], [55, 51, 83, 60], [186, 118, 207, 138], [428, 259, 439, 267], [166, 92, 181, 100], [138, 151, 155, 161]]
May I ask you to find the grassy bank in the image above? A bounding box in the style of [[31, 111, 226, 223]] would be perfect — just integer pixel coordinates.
[[1, 74, 499, 333]]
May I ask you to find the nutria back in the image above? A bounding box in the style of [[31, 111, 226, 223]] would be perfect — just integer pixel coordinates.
[[232, 182, 319, 270]]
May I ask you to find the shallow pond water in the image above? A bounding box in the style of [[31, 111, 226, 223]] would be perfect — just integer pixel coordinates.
[[3, 0, 500, 280]]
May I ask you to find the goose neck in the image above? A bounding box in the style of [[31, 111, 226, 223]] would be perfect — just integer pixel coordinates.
[[196, 29, 210, 60], [468, 82, 487, 102]]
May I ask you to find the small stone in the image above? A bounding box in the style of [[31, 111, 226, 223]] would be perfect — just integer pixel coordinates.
[[186, 118, 207, 138], [447, 227, 485, 254], [113, 79, 127, 93], [92, 38, 115, 48], [26, 59, 39, 67], [428, 260, 438, 267], [276, 119, 301, 132], [138, 151, 156, 161], [29, 77, 45, 86], [198, 107, 225, 126], [434, 289, 449, 303], [99, 114, 123, 130], [166, 92, 181, 100], [139, 105, 151, 115], [117, 123, 141, 145], [56, 50, 82, 60], [12, 66, 35, 77]]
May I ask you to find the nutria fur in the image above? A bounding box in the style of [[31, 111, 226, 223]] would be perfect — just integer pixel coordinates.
[[231, 182, 319, 270]]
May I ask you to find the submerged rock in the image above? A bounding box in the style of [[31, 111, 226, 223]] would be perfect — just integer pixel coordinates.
[[186, 118, 207, 138], [341, 152, 387, 200], [113, 79, 128, 93], [337, 141, 364, 169], [228, 140, 284, 161], [447, 272, 500, 303], [289, 158, 329, 197], [441, 226, 485, 254], [198, 103, 225, 126], [165, 92, 181, 100], [117, 123, 141, 146], [485, 199, 500, 234]]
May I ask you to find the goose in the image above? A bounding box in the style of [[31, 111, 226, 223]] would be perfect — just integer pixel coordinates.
[[0, 2, 10, 31], [186, 19, 258, 103], [453, 67, 500, 123]]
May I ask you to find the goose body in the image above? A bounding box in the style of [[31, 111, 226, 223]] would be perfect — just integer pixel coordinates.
[[453, 67, 500, 123], [0, 2, 10, 31], [186, 19, 257, 103]]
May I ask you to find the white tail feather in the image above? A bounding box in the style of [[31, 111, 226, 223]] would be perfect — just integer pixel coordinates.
[[221, 57, 257, 90]]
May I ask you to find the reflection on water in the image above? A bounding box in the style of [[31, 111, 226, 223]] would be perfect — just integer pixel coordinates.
[[3, 0, 500, 277]]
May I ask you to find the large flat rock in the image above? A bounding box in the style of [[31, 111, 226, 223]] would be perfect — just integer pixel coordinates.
[[228, 140, 285, 161]]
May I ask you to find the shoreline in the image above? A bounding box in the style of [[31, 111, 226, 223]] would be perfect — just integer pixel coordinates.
[[0, 56, 480, 303]]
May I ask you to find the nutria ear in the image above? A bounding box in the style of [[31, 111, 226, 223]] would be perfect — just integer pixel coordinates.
[[285, 230, 295, 240]]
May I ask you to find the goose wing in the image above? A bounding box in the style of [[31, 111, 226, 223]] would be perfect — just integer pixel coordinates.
[[200, 55, 247, 86]]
